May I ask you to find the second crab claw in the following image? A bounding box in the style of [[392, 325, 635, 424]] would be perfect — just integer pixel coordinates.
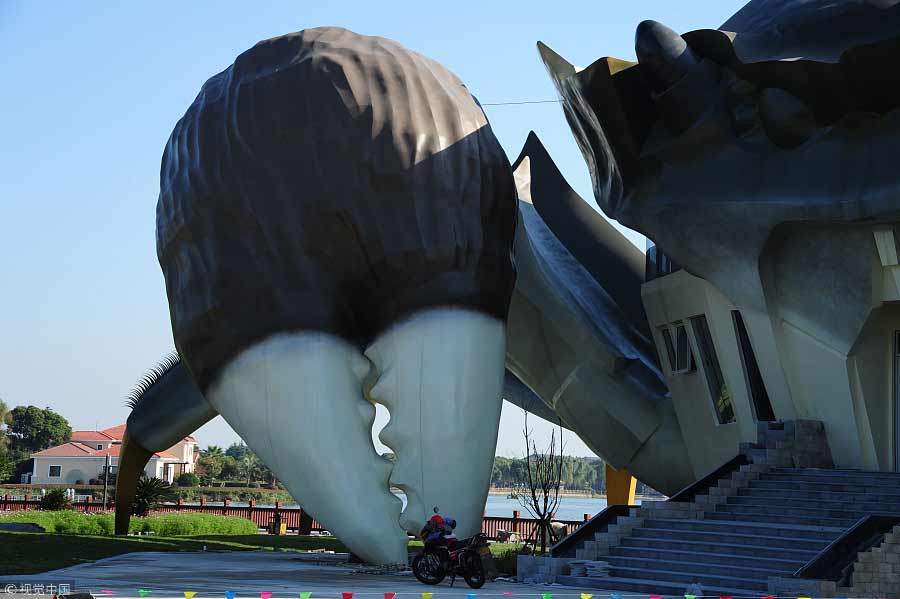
[[635, 20, 699, 93]]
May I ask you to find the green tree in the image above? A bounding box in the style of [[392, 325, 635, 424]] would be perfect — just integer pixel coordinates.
[[201, 445, 224, 458], [225, 442, 251, 461], [6, 406, 72, 453]]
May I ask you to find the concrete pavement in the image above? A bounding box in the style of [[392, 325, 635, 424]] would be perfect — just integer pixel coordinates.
[[0, 551, 615, 599]]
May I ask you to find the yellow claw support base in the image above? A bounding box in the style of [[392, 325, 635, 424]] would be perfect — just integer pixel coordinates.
[[605, 463, 637, 505]]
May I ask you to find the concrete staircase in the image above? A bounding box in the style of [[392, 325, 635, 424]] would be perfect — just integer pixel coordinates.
[[554, 422, 900, 594]]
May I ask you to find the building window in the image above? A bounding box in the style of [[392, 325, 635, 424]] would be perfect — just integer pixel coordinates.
[[690, 315, 736, 424], [659, 327, 677, 371], [673, 323, 695, 374], [97, 444, 103, 450], [732, 311, 775, 421], [48, 465, 61, 478]]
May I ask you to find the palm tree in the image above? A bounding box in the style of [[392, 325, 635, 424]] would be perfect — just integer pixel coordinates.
[[201, 445, 224, 458], [132, 476, 176, 517]]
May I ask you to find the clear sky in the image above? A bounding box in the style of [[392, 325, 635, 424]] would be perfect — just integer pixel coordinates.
[[0, 1, 743, 458]]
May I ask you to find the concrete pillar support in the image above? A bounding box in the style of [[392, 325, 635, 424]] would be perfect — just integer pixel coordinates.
[[605, 464, 637, 505]]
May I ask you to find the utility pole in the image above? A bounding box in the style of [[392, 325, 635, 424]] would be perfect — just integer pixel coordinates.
[[102, 454, 111, 509]]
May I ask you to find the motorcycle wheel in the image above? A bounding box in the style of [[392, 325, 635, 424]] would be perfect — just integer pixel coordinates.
[[412, 553, 445, 585], [462, 552, 486, 589]]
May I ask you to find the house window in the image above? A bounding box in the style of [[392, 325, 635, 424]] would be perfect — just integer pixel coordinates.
[[97, 444, 103, 450], [690, 315, 736, 424], [48, 465, 61, 478]]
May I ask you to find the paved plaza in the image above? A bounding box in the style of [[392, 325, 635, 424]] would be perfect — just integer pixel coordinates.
[[0, 552, 609, 599]]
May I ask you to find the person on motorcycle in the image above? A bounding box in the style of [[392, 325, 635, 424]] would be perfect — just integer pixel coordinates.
[[421, 514, 445, 544]]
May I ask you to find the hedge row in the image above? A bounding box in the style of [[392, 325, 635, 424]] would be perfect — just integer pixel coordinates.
[[0, 510, 258, 536]]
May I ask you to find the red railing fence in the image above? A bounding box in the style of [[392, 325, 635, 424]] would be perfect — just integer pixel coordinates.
[[0, 496, 587, 540]]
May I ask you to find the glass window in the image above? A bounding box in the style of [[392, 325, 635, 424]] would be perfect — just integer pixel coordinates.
[[690, 315, 736, 424], [97, 444, 103, 450], [732, 311, 775, 421], [659, 327, 677, 371], [672, 323, 695, 373], [48, 465, 61, 477]]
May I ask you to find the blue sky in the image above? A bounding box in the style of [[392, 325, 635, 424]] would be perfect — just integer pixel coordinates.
[[0, 1, 743, 457]]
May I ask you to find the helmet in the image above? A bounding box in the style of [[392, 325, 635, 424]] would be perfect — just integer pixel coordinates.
[[444, 517, 456, 530], [429, 515, 444, 527]]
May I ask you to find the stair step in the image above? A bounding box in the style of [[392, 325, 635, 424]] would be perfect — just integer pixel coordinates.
[[703, 510, 857, 528], [609, 545, 807, 571], [750, 479, 900, 493], [608, 566, 769, 592], [641, 517, 842, 540], [763, 471, 900, 487], [607, 554, 796, 578], [630, 526, 829, 550], [740, 486, 900, 504], [775, 467, 900, 480], [556, 574, 761, 595], [716, 502, 892, 521], [727, 494, 900, 513], [620, 536, 817, 559]]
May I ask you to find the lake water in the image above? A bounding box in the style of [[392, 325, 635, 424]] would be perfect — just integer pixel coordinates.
[[217, 493, 629, 522]]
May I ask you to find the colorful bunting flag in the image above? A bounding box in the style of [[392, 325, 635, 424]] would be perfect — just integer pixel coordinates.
[[467, 594, 477, 599], [225, 593, 236, 599], [581, 594, 593, 599], [610, 595, 622, 599], [720, 596, 732, 599], [384, 594, 396, 599], [650, 595, 663, 599], [300, 594, 311, 599], [542, 594, 553, 599], [762, 596, 774, 599], [260, 594, 271, 599], [798, 596, 812, 599], [685, 595, 696, 599], [422, 594, 433, 599], [342, 593, 353, 599], [503, 594, 514, 597], [100, 592, 114, 596], [137, 591, 151, 598], [184, 593, 196, 599]]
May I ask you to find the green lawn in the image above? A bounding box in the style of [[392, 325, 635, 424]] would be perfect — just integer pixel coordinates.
[[0, 531, 523, 576]]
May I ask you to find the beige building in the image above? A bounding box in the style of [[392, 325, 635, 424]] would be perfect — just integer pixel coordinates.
[[29, 425, 198, 485], [643, 233, 900, 476]]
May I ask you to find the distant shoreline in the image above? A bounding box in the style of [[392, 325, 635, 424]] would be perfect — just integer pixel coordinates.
[[487, 488, 664, 500]]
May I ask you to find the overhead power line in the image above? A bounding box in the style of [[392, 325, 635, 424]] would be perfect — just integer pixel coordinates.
[[480, 99, 562, 106]]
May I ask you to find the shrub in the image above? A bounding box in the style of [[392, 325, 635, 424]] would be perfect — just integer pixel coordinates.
[[175, 473, 200, 487], [133, 476, 175, 516], [40, 489, 72, 511], [0, 511, 257, 536], [493, 546, 527, 576]]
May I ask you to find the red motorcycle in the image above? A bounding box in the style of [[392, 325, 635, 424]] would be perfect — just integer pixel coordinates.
[[412, 532, 489, 588]]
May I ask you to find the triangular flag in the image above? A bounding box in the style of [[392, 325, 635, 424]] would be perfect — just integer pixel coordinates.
[[384, 595, 396, 599], [100, 592, 114, 596], [762, 596, 774, 599], [720, 596, 732, 599], [225, 593, 236, 599], [184, 593, 196, 599], [467, 595, 477, 599], [138, 592, 151, 598], [650, 596, 663, 599], [503, 594, 514, 597], [685, 595, 696, 599], [422, 594, 433, 599], [542, 594, 553, 599], [611, 595, 621, 599], [261, 594, 272, 599], [798, 597, 812, 599], [581, 594, 593, 599], [342, 594, 353, 599], [300, 594, 311, 599]]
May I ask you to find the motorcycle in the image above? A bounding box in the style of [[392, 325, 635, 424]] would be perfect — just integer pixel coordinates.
[[412, 532, 490, 588]]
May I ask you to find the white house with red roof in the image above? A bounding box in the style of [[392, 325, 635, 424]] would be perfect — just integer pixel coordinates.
[[29, 425, 199, 485]]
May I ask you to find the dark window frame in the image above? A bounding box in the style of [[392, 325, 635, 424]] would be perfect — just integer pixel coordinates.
[[690, 315, 736, 424]]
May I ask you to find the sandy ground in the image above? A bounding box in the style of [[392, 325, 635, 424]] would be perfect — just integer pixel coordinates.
[[0, 551, 618, 599]]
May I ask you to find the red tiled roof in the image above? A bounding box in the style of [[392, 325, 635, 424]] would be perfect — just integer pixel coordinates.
[[100, 424, 127, 439], [33, 441, 178, 460], [98, 424, 195, 444], [33, 442, 99, 457], [70, 430, 116, 441]]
